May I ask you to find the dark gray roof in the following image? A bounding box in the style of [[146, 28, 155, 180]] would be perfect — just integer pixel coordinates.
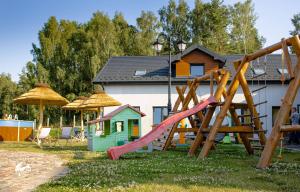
[[172, 44, 226, 64], [225, 54, 298, 81], [94, 56, 170, 83], [94, 53, 297, 85]]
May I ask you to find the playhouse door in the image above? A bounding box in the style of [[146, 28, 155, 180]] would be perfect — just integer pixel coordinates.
[[128, 119, 139, 141]]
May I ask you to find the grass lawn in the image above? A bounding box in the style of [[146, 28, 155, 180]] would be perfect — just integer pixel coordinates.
[[1, 141, 300, 192]]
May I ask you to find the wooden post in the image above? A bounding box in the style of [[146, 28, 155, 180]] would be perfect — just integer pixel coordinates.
[[73, 114, 76, 127], [233, 61, 266, 145], [210, 72, 214, 96], [81, 110, 84, 141], [257, 36, 300, 168], [198, 61, 250, 159], [163, 86, 188, 150], [189, 71, 230, 155], [229, 108, 253, 154], [281, 38, 294, 78], [60, 116, 63, 128], [37, 100, 43, 145], [176, 86, 195, 126]]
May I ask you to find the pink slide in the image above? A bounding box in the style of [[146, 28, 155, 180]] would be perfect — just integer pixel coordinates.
[[107, 96, 217, 160]]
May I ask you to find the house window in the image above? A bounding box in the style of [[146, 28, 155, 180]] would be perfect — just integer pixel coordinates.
[[272, 106, 290, 126], [114, 121, 124, 132], [153, 106, 168, 125], [190, 64, 204, 77]]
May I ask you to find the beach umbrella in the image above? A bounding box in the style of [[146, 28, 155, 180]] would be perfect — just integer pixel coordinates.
[[14, 83, 69, 142], [62, 96, 97, 140], [79, 90, 121, 128]]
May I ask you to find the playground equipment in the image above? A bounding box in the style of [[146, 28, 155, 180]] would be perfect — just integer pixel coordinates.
[[88, 105, 145, 151], [107, 35, 300, 169], [107, 97, 216, 160], [188, 35, 300, 168]]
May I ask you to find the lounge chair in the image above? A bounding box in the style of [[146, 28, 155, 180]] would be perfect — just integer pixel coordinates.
[[54, 126, 73, 146], [31, 127, 52, 147]]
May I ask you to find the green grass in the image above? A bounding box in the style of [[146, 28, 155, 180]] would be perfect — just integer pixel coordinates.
[[1, 142, 300, 192]]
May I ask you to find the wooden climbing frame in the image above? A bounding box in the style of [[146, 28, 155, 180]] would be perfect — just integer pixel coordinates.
[[257, 35, 300, 168], [191, 34, 300, 169], [162, 35, 300, 169], [163, 69, 229, 150]]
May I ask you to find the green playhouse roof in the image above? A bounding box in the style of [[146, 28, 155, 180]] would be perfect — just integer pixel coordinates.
[[89, 104, 146, 124]]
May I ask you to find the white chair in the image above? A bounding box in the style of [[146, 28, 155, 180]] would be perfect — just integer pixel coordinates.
[[31, 127, 51, 147], [56, 127, 73, 146]]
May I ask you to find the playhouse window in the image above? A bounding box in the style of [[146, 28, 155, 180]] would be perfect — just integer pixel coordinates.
[[153, 106, 168, 125], [190, 64, 204, 77], [115, 121, 124, 132]]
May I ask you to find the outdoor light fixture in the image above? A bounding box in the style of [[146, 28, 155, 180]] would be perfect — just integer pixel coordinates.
[[153, 39, 163, 53], [152, 33, 187, 115], [177, 39, 187, 53]]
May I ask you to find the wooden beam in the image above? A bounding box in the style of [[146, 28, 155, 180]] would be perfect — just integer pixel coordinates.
[[201, 126, 253, 133], [258, 35, 300, 168], [174, 128, 199, 132], [281, 38, 294, 78], [233, 61, 266, 145], [176, 85, 195, 127], [173, 85, 187, 112], [187, 81, 204, 122], [164, 79, 199, 150], [210, 102, 249, 109], [280, 125, 300, 132], [188, 71, 230, 156], [290, 35, 300, 56], [234, 35, 298, 64], [198, 61, 251, 159]]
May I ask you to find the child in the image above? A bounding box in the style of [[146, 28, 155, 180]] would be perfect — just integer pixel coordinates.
[[288, 107, 300, 144]]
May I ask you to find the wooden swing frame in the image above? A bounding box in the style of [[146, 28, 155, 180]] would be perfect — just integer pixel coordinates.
[[162, 35, 300, 169], [195, 35, 300, 169]]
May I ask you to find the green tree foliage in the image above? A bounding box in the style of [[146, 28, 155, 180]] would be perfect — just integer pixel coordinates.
[[290, 13, 300, 36], [4, 1, 265, 123], [159, 0, 191, 52], [289, 13, 300, 53], [228, 0, 264, 54], [136, 11, 159, 55], [0, 74, 18, 117], [192, 0, 230, 54]]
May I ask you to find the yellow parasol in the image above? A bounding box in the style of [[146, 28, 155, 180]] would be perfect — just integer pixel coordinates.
[[79, 90, 121, 129], [79, 90, 121, 114], [62, 96, 97, 140], [14, 83, 69, 142]]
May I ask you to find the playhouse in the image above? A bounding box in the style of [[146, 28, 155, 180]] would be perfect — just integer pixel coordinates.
[[88, 104, 145, 151]]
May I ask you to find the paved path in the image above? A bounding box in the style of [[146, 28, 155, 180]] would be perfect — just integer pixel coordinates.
[[0, 150, 68, 192]]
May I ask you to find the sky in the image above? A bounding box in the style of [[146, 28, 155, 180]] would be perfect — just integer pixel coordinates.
[[0, 0, 299, 82]]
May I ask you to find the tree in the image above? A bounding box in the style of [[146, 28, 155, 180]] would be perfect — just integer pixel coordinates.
[[290, 13, 300, 36], [229, 0, 264, 54], [159, 0, 191, 53], [191, 0, 205, 45], [136, 11, 159, 55], [0, 73, 18, 117]]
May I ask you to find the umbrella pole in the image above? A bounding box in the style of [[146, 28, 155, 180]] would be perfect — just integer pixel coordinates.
[[81, 110, 84, 141], [96, 107, 100, 130], [37, 100, 43, 145]]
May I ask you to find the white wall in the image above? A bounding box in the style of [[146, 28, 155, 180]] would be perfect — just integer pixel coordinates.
[[103, 84, 300, 136]]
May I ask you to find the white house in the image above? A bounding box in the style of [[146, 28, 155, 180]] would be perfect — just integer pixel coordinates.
[[93, 45, 300, 136]]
